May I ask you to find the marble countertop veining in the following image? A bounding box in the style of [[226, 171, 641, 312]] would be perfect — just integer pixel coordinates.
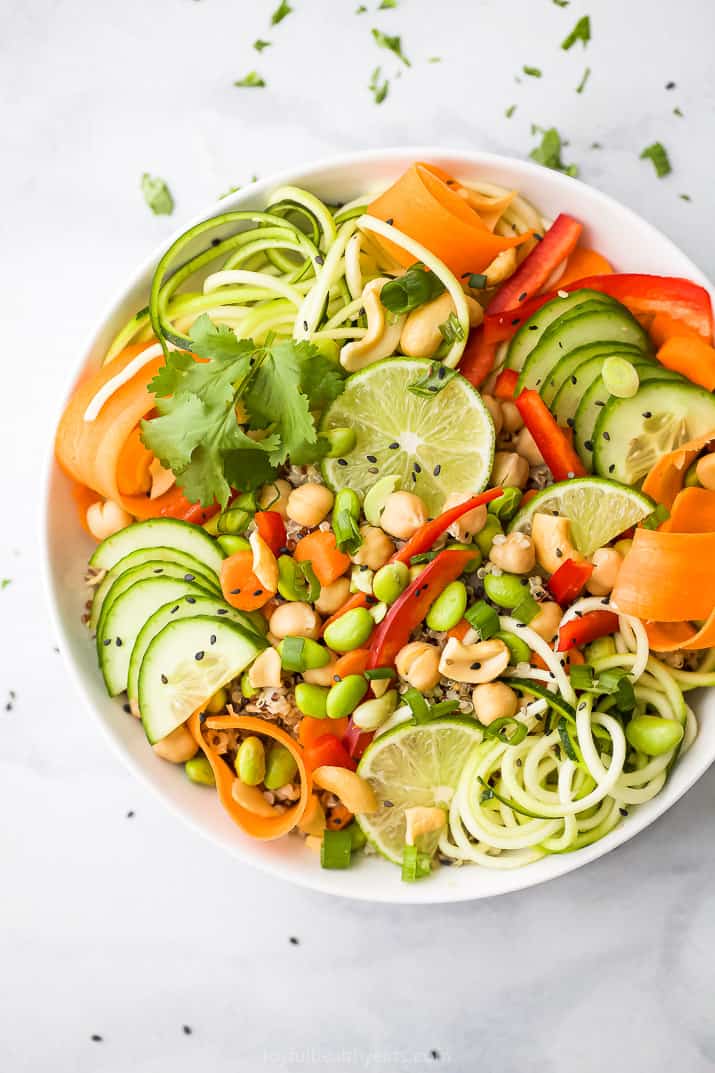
[[2, 1, 715, 1070]]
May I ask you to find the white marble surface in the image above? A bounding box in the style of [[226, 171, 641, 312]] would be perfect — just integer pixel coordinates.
[[3, 0, 715, 1069]]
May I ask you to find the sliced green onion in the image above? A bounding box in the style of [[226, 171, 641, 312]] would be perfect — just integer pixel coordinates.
[[409, 551, 439, 565], [615, 677, 636, 712], [512, 594, 540, 625], [429, 699, 460, 719], [401, 844, 432, 882], [402, 687, 431, 723], [277, 557, 320, 602], [464, 600, 499, 640], [380, 264, 445, 315], [468, 273, 488, 289], [333, 509, 363, 555], [280, 636, 307, 672], [569, 664, 594, 691], [216, 507, 253, 535], [487, 486, 522, 523], [321, 828, 352, 869], [408, 361, 458, 398], [602, 356, 640, 399], [364, 667, 395, 680], [484, 717, 528, 745]]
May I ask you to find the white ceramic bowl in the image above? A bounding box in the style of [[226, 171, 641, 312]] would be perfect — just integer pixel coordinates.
[[44, 147, 715, 903]]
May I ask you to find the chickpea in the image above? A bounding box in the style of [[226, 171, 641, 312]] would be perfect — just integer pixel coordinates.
[[86, 499, 133, 541], [351, 525, 395, 570], [529, 601, 563, 642], [491, 451, 529, 490], [696, 452, 715, 491], [489, 531, 535, 574], [586, 547, 623, 597], [482, 394, 504, 438], [152, 723, 198, 764], [248, 646, 283, 689], [269, 602, 322, 640], [442, 492, 487, 542], [286, 483, 334, 528], [258, 478, 291, 519], [501, 400, 524, 434], [515, 426, 544, 467], [315, 576, 351, 616], [438, 637, 510, 684], [379, 491, 428, 540], [395, 641, 441, 691], [472, 681, 518, 725]]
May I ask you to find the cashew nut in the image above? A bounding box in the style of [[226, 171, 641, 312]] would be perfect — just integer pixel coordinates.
[[481, 394, 504, 438], [404, 806, 446, 846], [302, 656, 339, 687], [501, 401, 524, 434], [483, 247, 518, 286], [86, 499, 133, 541], [231, 778, 277, 817], [152, 724, 198, 764], [531, 513, 585, 575], [491, 451, 530, 489], [248, 647, 282, 689], [529, 601, 563, 642], [395, 641, 441, 691], [438, 637, 510, 684], [515, 426, 544, 467], [340, 278, 405, 372], [586, 547, 623, 596], [400, 291, 482, 359], [249, 530, 279, 593], [489, 531, 535, 574], [312, 765, 378, 814], [315, 576, 351, 616]]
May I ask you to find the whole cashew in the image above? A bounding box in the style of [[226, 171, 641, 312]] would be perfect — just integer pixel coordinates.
[[340, 278, 405, 372]]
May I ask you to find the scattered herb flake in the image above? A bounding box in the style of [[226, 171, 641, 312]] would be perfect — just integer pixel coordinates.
[[679, 193, 692, 201], [270, 0, 292, 25], [428, 56, 442, 63], [505, 104, 516, 118], [640, 141, 671, 178], [673, 106, 684, 117], [438, 312, 465, 345], [141, 174, 174, 216], [523, 65, 542, 78], [530, 127, 579, 176], [378, 0, 398, 7], [576, 66, 591, 93], [234, 71, 266, 88], [553, 0, 570, 5], [0, 578, 11, 590], [381, 263, 445, 313], [253, 39, 271, 51], [219, 185, 240, 199], [356, 3, 367, 10], [591, 141, 602, 149], [369, 66, 389, 104], [372, 27, 411, 66], [561, 15, 591, 50], [408, 361, 458, 398]]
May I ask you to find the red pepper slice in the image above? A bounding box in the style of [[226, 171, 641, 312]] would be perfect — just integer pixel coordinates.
[[342, 719, 374, 761], [254, 510, 286, 555], [485, 274, 714, 343], [494, 368, 519, 400], [302, 733, 356, 772], [557, 609, 619, 652], [393, 488, 503, 565], [547, 558, 594, 605], [515, 390, 587, 482], [486, 214, 584, 317], [368, 548, 474, 668], [457, 326, 498, 387], [156, 487, 220, 526]]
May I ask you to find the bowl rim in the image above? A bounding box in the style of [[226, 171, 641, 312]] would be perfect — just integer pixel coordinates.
[[42, 145, 715, 903]]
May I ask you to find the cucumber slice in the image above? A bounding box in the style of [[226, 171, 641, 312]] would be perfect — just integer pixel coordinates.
[[139, 617, 266, 744], [89, 547, 220, 632], [551, 355, 618, 429], [505, 289, 617, 373], [574, 364, 684, 470], [96, 562, 217, 641], [541, 342, 643, 405], [593, 380, 715, 485], [98, 577, 213, 696], [127, 594, 266, 704], [90, 518, 225, 575], [517, 303, 651, 393]]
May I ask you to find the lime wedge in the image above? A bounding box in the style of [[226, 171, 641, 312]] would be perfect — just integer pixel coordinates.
[[356, 717, 483, 864], [320, 358, 495, 514], [508, 477, 654, 556]]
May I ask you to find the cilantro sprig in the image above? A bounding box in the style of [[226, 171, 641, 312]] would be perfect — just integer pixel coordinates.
[[141, 174, 174, 216], [640, 142, 672, 178], [530, 127, 579, 177], [561, 15, 591, 50], [141, 316, 345, 507], [372, 27, 411, 66]]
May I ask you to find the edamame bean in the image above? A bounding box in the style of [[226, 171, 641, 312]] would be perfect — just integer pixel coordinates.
[[476, 515, 503, 557], [494, 630, 531, 665], [278, 636, 331, 671], [323, 607, 374, 652], [325, 427, 357, 458], [326, 674, 369, 719], [236, 736, 266, 785], [483, 571, 530, 609], [185, 755, 215, 786], [240, 670, 258, 699], [204, 687, 228, 714], [264, 743, 299, 790], [487, 486, 523, 523], [426, 581, 468, 631], [352, 689, 398, 731], [373, 561, 409, 604], [217, 534, 251, 556], [295, 682, 329, 718], [586, 636, 617, 662], [626, 716, 684, 757], [333, 488, 361, 522], [446, 543, 483, 573]]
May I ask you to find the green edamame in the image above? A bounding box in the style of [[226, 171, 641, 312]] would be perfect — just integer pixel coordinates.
[[334, 488, 361, 522], [217, 534, 251, 556], [205, 687, 228, 714], [277, 555, 320, 602], [626, 716, 684, 757], [586, 636, 617, 662], [483, 571, 530, 609], [487, 486, 522, 523], [426, 580, 468, 631], [352, 689, 398, 731], [494, 630, 531, 665], [236, 736, 266, 785], [295, 682, 329, 718], [264, 743, 299, 790], [476, 515, 503, 557], [278, 636, 330, 671], [373, 561, 409, 604], [323, 607, 374, 652], [325, 427, 357, 458], [185, 755, 215, 786], [326, 674, 369, 719], [240, 670, 258, 699]]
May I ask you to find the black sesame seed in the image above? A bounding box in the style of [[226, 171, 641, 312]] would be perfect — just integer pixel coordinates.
[[184, 573, 195, 582], [337, 458, 348, 466], [210, 634, 217, 645], [601, 597, 609, 605], [171, 605, 180, 614], [413, 462, 422, 473], [386, 217, 394, 225], [216, 608, 228, 615], [115, 638, 123, 647], [470, 661, 482, 670], [161, 674, 168, 684], [511, 318, 520, 327], [603, 431, 610, 440], [518, 292, 527, 302], [103, 638, 111, 646], [584, 439, 593, 451], [433, 464, 441, 476], [333, 674, 341, 683], [253, 589, 263, 597], [368, 466, 378, 474], [315, 255, 324, 266], [91, 1035, 103, 1043], [153, 567, 163, 574], [366, 454, 377, 463], [126, 810, 134, 818], [619, 807, 629, 816], [665, 81, 676, 89], [123, 703, 131, 713], [288, 936, 300, 946], [642, 411, 652, 419], [608, 464, 615, 473], [528, 324, 539, 331], [383, 799, 394, 807], [230, 588, 241, 595], [566, 417, 575, 428], [389, 441, 399, 449], [430, 1050, 440, 1061], [437, 365, 447, 380], [555, 548, 563, 558], [195, 651, 205, 661], [571, 375, 577, 385], [186, 596, 196, 604], [303, 320, 308, 331], [595, 399, 605, 407], [183, 1025, 193, 1035]]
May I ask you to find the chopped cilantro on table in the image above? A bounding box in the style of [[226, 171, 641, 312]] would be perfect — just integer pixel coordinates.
[[234, 71, 266, 88], [369, 66, 389, 104], [356, 3, 367, 11], [1, 578, 11, 590], [505, 104, 517, 118], [141, 174, 174, 216], [523, 65, 542, 77], [576, 66, 590, 93], [141, 316, 345, 508], [428, 56, 442, 63], [673, 106, 684, 117], [378, 0, 398, 7], [253, 39, 271, 51], [553, 0, 570, 6], [372, 27, 411, 66], [679, 193, 692, 202], [561, 15, 591, 50], [529, 127, 579, 177], [270, 0, 292, 25], [640, 142, 672, 178]]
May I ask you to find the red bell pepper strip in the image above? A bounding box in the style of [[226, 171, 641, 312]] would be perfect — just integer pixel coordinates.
[[557, 609, 620, 652], [342, 719, 374, 761], [515, 390, 587, 481], [485, 274, 714, 344], [367, 548, 474, 668], [253, 510, 286, 555], [486, 213, 583, 316], [156, 487, 220, 525], [457, 326, 499, 387], [494, 368, 519, 399], [303, 733, 356, 772], [320, 592, 369, 637], [547, 558, 594, 605], [393, 489, 503, 565]]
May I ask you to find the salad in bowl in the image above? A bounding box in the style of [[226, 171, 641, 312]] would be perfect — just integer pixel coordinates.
[[51, 154, 715, 889]]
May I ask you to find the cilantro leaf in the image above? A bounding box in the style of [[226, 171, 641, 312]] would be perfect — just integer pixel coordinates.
[[553, 0, 570, 5], [576, 66, 591, 94], [356, 3, 367, 11], [148, 349, 195, 398], [529, 128, 579, 177], [244, 341, 316, 465], [270, 0, 292, 24], [223, 449, 278, 493], [640, 142, 672, 178], [522, 65, 542, 78], [561, 15, 590, 50], [372, 27, 411, 66], [295, 345, 346, 410], [253, 39, 271, 51], [369, 66, 389, 104], [141, 174, 174, 216], [1, 578, 11, 590], [379, 0, 398, 7], [505, 104, 517, 118], [234, 71, 266, 88]]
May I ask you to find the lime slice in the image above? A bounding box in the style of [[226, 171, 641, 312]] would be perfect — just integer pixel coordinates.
[[508, 477, 654, 557], [356, 717, 483, 864], [320, 358, 494, 514]]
